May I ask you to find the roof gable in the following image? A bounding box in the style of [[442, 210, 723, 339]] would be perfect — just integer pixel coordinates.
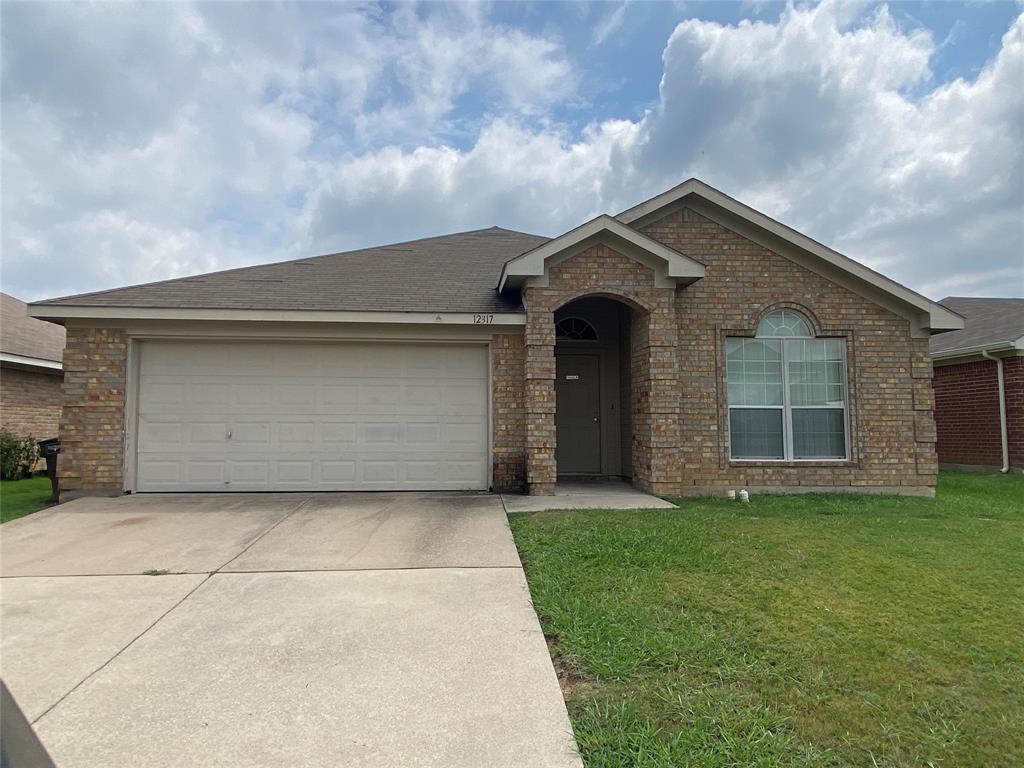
[[498, 214, 704, 292], [617, 179, 964, 335]]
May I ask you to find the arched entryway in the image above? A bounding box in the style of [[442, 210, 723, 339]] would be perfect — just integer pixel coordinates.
[[553, 297, 635, 480], [518, 241, 684, 496]]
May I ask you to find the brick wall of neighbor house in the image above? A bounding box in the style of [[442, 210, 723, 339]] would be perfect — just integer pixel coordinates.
[[0, 367, 63, 439], [638, 206, 937, 495], [58, 327, 128, 496], [934, 356, 1024, 470], [1008, 357, 1024, 470], [492, 332, 527, 492]]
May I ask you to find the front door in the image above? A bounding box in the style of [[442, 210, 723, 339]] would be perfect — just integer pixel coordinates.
[[555, 354, 601, 474]]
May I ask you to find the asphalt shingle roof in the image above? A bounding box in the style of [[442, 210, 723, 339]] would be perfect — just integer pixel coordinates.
[[34, 227, 550, 314], [930, 296, 1024, 355], [1, 293, 66, 362]]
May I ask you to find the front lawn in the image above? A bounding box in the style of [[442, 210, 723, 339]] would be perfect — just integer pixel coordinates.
[[510, 472, 1024, 767], [0, 475, 54, 523]]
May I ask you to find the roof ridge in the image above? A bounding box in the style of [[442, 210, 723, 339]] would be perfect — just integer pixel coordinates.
[[33, 226, 549, 306], [940, 295, 1024, 301]]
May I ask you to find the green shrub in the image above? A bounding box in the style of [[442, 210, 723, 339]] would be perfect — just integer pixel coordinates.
[[0, 431, 37, 480]]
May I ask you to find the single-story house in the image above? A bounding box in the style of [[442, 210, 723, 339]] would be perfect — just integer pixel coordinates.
[[1, 292, 65, 441], [28, 179, 963, 499], [931, 296, 1024, 473]]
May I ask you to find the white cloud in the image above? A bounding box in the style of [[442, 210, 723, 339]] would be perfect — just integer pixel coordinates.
[[2, 1, 1021, 303], [1, 2, 575, 299], [593, 3, 629, 46], [303, 2, 1023, 297]]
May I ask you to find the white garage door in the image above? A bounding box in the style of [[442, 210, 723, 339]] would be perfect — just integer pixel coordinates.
[[135, 340, 489, 492]]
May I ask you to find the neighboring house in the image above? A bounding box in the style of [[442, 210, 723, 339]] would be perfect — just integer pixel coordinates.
[[1, 292, 65, 440], [930, 297, 1024, 473], [28, 179, 963, 500]]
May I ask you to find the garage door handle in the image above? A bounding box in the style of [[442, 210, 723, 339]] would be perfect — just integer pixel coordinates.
[[226, 430, 232, 439]]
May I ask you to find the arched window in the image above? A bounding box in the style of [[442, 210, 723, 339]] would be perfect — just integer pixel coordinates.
[[555, 317, 598, 341], [756, 309, 813, 338], [726, 309, 848, 461]]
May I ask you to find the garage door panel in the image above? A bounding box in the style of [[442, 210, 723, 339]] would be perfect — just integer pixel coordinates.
[[406, 421, 441, 445], [447, 418, 486, 445], [141, 382, 186, 408], [137, 460, 181, 485], [276, 461, 314, 483], [405, 384, 443, 406], [278, 422, 316, 446], [320, 385, 359, 407], [136, 341, 489, 492], [320, 421, 357, 444], [186, 460, 226, 485], [230, 461, 270, 484], [230, 422, 271, 445], [235, 383, 273, 406], [278, 384, 317, 406], [447, 461, 487, 482], [189, 422, 230, 445], [320, 461, 357, 482], [445, 384, 486, 409], [138, 421, 183, 447], [363, 422, 401, 445]]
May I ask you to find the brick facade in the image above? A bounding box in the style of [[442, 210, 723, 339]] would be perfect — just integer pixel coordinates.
[[518, 243, 680, 494], [934, 356, 1024, 471], [59, 207, 941, 499], [58, 327, 128, 496], [491, 333, 527, 492], [493, 207, 939, 496], [0, 367, 62, 439], [1008, 357, 1024, 470], [644, 207, 936, 494]]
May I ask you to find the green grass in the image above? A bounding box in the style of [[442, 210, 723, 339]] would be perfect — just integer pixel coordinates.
[[510, 472, 1024, 768], [0, 475, 54, 523]]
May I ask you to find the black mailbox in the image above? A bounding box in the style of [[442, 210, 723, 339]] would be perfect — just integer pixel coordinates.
[[36, 438, 59, 503]]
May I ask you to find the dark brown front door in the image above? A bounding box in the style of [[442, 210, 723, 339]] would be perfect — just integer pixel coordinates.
[[555, 354, 601, 474]]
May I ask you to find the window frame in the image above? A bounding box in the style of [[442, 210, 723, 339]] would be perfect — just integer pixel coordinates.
[[555, 316, 599, 342], [726, 313, 851, 463]]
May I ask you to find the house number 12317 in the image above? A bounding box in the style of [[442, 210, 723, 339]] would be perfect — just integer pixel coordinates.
[[473, 314, 494, 324]]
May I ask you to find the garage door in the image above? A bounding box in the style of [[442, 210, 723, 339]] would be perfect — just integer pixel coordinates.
[[135, 340, 489, 492]]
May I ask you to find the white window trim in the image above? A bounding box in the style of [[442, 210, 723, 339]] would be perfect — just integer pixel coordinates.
[[727, 336, 851, 462]]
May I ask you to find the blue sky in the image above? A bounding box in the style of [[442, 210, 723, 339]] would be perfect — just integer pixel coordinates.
[[2, 1, 1022, 302], [490, 1, 1020, 129]]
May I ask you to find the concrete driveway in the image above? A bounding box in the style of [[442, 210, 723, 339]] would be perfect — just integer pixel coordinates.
[[0, 493, 582, 768]]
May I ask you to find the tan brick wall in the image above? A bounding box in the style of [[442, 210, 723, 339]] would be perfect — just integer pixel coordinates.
[[59, 208, 937, 498], [641, 206, 936, 495], [522, 243, 680, 494], [492, 333, 527, 492], [59, 327, 127, 495], [0, 367, 63, 439]]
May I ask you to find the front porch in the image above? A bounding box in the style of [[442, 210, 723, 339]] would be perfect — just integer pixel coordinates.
[[501, 477, 677, 513]]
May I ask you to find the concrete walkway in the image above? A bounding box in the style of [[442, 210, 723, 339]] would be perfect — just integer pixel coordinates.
[[502, 479, 677, 513], [0, 493, 582, 768]]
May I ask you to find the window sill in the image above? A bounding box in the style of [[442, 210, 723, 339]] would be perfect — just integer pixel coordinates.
[[729, 459, 855, 468]]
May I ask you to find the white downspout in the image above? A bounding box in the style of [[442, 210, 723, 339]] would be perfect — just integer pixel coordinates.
[[981, 349, 1010, 474]]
